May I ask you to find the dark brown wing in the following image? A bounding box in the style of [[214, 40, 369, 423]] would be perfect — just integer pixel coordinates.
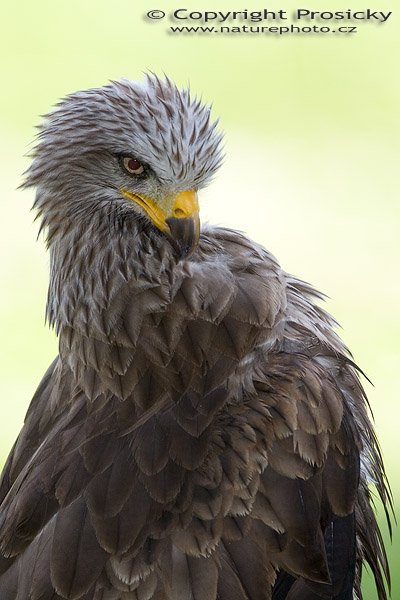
[[0, 228, 391, 600], [0, 357, 59, 505], [0, 374, 166, 598]]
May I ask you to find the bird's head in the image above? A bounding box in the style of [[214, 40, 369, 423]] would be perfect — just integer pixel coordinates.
[[23, 74, 223, 259]]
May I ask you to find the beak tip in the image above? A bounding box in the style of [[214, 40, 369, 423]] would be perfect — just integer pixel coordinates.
[[165, 215, 200, 260]]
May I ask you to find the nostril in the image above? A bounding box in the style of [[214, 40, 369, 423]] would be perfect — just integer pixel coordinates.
[[173, 208, 186, 218]]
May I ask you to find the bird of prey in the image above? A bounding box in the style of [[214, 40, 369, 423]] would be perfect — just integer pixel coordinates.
[[0, 75, 391, 600]]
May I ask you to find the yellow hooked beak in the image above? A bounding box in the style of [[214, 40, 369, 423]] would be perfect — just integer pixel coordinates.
[[120, 188, 200, 259]]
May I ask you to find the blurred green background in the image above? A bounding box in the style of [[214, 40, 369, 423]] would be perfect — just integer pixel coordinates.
[[0, 0, 398, 597]]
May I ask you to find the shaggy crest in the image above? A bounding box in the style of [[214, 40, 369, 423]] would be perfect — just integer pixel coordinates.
[[24, 73, 224, 191]]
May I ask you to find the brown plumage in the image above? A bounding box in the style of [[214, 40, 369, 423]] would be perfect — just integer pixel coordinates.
[[0, 75, 391, 599]]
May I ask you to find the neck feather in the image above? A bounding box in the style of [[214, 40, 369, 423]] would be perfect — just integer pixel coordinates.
[[46, 214, 178, 338]]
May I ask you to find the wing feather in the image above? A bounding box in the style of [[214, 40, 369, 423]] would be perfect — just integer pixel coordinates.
[[0, 225, 391, 600]]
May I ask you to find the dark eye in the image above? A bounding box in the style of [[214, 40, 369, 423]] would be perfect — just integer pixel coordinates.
[[121, 157, 145, 176]]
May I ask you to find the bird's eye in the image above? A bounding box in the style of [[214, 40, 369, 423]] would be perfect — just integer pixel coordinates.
[[121, 157, 145, 176]]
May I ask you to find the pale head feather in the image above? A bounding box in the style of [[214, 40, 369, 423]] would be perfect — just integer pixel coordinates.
[[24, 74, 223, 193]]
